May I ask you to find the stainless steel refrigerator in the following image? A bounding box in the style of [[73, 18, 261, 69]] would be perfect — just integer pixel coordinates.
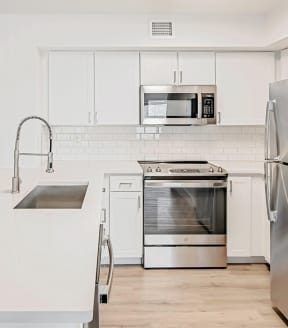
[[265, 79, 288, 319]]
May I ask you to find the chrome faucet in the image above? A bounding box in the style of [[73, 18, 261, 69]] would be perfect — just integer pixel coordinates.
[[12, 116, 54, 193]]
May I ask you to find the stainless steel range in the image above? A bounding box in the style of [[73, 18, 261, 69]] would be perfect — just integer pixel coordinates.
[[139, 161, 228, 269]]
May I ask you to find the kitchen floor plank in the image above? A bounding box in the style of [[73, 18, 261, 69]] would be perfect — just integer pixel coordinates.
[[100, 265, 286, 328]]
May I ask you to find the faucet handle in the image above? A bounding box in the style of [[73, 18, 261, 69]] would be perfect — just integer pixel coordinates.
[[46, 152, 54, 173]]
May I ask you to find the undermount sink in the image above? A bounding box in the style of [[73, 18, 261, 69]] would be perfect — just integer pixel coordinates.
[[14, 184, 88, 209]]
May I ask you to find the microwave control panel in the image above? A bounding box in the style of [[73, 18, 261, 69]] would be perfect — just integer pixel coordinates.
[[202, 94, 215, 119]]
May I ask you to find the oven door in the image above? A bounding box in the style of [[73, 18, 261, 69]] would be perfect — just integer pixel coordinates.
[[144, 179, 227, 246], [141, 85, 201, 125]]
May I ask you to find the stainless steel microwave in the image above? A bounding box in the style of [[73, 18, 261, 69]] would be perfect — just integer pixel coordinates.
[[140, 85, 217, 126]]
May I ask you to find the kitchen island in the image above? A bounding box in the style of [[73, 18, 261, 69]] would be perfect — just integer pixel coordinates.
[[0, 160, 142, 328]]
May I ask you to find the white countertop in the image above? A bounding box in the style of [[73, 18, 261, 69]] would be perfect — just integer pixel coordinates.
[[0, 158, 262, 323], [0, 160, 142, 324], [212, 160, 264, 176]]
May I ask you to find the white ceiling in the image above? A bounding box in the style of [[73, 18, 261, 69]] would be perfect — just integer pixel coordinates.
[[0, 0, 285, 15]]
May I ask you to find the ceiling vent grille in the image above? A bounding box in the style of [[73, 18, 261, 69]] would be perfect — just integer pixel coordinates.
[[150, 21, 175, 39]]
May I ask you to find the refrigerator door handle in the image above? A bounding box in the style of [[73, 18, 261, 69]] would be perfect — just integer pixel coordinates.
[[265, 100, 280, 161], [264, 161, 278, 222]]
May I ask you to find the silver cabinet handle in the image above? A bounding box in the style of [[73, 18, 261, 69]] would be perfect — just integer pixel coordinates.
[[218, 112, 221, 124], [101, 208, 106, 223], [229, 180, 232, 193], [138, 195, 141, 210], [180, 71, 183, 84], [173, 71, 177, 84], [99, 238, 114, 304]]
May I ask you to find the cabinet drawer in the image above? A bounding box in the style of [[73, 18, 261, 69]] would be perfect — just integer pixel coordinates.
[[110, 176, 142, 192]]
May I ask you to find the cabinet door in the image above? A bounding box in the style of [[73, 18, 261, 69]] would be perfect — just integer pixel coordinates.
[[94, 52, 140, 125], [48, 51, 94, 125], [227, 177, 251, 257], [110, 191, 142, 258], [178, 52, 215, 85], [140, 52, 178, 85], [216, 52, 275, 125]]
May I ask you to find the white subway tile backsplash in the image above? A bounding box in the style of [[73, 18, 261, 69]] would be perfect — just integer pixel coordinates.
[[51, 125, 264, 163]]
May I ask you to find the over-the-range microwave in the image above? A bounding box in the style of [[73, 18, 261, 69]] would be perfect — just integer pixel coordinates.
[[140, 85, 216, 126]]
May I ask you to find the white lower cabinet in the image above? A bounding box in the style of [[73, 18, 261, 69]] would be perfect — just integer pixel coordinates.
[[227, 177, 252, 258], [110, 191, 142, 261], [108, 175, 143, 263], [227, 175, 269, 263]]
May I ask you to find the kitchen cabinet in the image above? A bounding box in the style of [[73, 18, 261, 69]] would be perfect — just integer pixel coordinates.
[[48, 51, 94, 125], [109, 176, 143, 262], [178, 52, 215, 85], [216, 52, 275, 125], [227, 176, 252, 257], [140, 51, 215, 85], [227, 175, 270, 263], [94, 52, 140, 125], [140, 52, 178, 85]]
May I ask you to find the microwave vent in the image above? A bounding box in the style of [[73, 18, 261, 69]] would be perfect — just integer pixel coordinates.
[[150, 21, 174, 38]]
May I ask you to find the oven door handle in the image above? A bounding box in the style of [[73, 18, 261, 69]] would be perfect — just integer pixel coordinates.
[[144, 180, 227, 188]]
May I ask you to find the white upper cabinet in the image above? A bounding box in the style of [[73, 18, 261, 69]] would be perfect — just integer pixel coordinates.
[[94, 52, 140, 125], [216, 52, 275, 125], [140, 52, 178, 85], [280, 49, 288, 81], [178, 52, 215, 85], [48, 51, 94, 125], [140, 51, 215, 85]]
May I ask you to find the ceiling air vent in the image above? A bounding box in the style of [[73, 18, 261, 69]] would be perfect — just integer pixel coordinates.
[[150, 21, 175, 39]]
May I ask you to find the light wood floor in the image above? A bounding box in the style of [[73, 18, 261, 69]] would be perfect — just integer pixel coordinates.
[[100, 264, 287, 328]]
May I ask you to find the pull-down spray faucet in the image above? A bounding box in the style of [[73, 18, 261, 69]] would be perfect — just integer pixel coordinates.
[[12, 116, 54, 193]]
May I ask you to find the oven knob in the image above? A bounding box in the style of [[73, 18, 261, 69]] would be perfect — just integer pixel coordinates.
[[209, 167, 214, 173], [147, 166, 152, 173], [156, 166, 162, 172], [218, 166, 223, 173]]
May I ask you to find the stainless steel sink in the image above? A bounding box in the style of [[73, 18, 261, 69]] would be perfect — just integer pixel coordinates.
[[14, 184, 88, 209]]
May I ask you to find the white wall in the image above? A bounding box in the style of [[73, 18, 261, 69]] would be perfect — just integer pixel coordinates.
[[0, 13, 269, 168], [4, 12, 287, 168], [266, 2, 288, 48]]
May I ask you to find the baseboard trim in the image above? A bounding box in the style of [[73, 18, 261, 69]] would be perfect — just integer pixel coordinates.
[[102, 257, 142, 265], [227, 256, 267, 264]]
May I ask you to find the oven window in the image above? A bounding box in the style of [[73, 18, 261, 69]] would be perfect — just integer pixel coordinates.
[[144, 93, 198, 119], [144, 186, 226, 235]]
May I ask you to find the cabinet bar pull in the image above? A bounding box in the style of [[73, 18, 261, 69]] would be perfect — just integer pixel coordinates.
[[173, 71, 177, 84], [101, 208, 107, 223], [180, 71, 183, 84], [218, 112, 221, 124], [229, 180, 232, 193]]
